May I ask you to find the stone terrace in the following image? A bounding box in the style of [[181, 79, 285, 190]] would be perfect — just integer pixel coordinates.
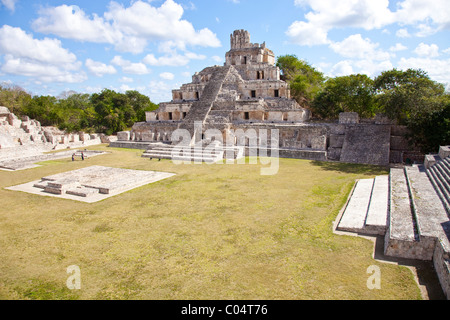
[[6, 165, 176, 203], [336, 145, 450, 299]]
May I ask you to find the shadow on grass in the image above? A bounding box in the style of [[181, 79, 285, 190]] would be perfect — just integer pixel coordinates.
[[310, 160, 389, 176]]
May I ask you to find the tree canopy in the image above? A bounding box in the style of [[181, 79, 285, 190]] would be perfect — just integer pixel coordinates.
[[312, 74, 378, 119], [276, 55, 325, 108], [0, 85, 158, 135], [374, 68, 449, 153], [275, 56, 449, 153]]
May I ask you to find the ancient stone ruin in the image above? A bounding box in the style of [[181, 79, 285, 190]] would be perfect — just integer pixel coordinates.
[[0, 106, 113, 170], [111, 29, 418, 166], [336, 145, 450, 299], [6, 165, 175, 203], [110, 29, 449, 299]]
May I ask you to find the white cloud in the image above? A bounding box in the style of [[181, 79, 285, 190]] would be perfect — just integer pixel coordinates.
[[159, 72, 175, 80], [144, 53, 189, 67], [415, 23, 438, 37], [32, 5, 120, 44], [148, 80, 173, 103], [414, 43, 440, 57], [1, 0, 17, 12], [143, 51, 206, 67], [0, 25, 77, 65], [119, 76, 134, 83], [398, 57, 450, 88], [330, 60, 354, 76], [396, 28, 411, 38], [390, 43, 408, 52], [288, 0, 450, 46], [118, 84, 146, 93], [394, 0, 450, 33], [353, 59, 393, 77], [287, 0, 394, 45], [111, 56, 150, 75], [329, 34, 391, 61], [211, 55, 223, 63], [85, 59, 116, 77], [328, 59, 393, 79], [1, 56, 86, 83], [286, 20, 329, 46], [0, 25, 86, 83], [31, 1, 221, 54]]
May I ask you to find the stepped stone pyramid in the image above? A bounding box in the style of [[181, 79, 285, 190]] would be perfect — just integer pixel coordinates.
[[336, 145, 450, 299], [112, 30, 418, 167], [111, 29, 312, 162]]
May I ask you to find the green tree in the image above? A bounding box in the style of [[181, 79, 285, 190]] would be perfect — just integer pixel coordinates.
[[23, 95, 60, 126], [126, 90, 158, 122], [405, 102, 450, 153], [0, 83, 32, 115], [374, 68, 446, 124], [276, 55, 325, 107], [374, 68, 449, 153], [57, 93, 91, 132], [312, 74, 378, 119], [90, 89, 135, 134]]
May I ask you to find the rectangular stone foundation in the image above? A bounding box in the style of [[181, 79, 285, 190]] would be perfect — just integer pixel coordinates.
[[6, 165, 176, 203]]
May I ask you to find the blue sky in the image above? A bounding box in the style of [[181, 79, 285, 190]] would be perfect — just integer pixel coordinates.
[[0, 0, 449, 103]]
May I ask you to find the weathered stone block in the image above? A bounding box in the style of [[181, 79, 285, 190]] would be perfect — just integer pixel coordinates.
[[327, 147, 341, 160], [0, 106, 10, 115], [329, 134, 344, 148], [117, 131, 131, 141], [339, 112, 359, 124], [311, 135, 327, 150], [439, 145, 450, 159]]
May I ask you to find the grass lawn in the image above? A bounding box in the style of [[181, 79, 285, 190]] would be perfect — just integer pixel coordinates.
[[0, 145, 422, 300]]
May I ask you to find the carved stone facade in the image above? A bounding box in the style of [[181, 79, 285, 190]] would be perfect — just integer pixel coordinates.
[[113, 30, 417, 166], [130, 29, 310, 145]]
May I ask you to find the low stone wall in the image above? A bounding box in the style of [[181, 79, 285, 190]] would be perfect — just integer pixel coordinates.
[[433, 240, 450, 299]]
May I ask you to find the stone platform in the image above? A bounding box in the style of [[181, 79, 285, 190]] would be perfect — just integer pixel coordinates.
[[5, 165, 175, 203], [0, 149, 106, 171], [336, 176, 389, 235], [336, 156, 450, 299]]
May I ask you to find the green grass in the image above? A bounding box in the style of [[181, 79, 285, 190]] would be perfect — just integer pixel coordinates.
[[0, 145, 422, 300]]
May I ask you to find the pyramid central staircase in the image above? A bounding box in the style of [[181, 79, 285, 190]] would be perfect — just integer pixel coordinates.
[[178, 65, 232, 144], [336, 145, 450, 299], [141, 66, 245, 163]]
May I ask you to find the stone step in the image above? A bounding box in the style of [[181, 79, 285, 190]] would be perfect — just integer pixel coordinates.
[[439, 157, 450, 176], [365, 175, 389, 235], [427, 166, 450, 215], [404, 165, 450, 260], [180, 66, 231, 125], [143, 149, 223, 157], [435, 162, 450, 192], [384, 168, 418, 259], [142, 152, 221, 162], [430, 166, 450, 201], [66, 186, 99, 197], [143, 153, 217, 163], [337, 178, 374, 233], [145, 146, 224, 154]]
